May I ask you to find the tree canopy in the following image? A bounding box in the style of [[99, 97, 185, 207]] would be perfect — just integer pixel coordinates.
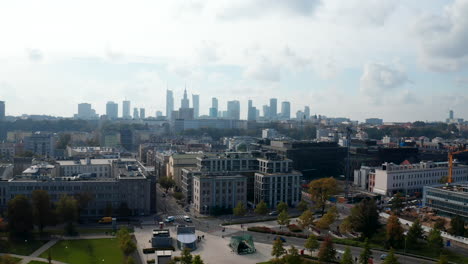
[[308, 177, 338, 215]]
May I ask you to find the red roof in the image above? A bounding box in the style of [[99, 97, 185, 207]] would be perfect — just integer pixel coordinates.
[[400, 160, 411, 165]]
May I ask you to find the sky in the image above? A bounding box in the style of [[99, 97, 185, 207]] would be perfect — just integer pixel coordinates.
[[0, 0, 467, 122]]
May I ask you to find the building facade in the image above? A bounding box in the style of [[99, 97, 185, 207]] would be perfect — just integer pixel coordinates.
[[423, 185, 468, 220]]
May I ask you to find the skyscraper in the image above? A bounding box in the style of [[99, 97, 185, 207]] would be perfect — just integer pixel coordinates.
[[140, 108, 145, 119], [263, 105, 270, 119], [166, 90, 174, 120], [281, 101, 291, 120], [106, 101, 118, 119], [304, 106, 310, 120], [209, 97, 218, 118], [192, 94, 199, 118], [77, 103, 98, 119], [269, 98, 277, 119], [0, 101, 5, 120], [156, 111, 162, 117], [181, 88, 190, 109], [227, 100, 240, 120], [248, 100, 256, 121], [123, 100, 131, 119], [133, 108, 139, 119], [449, 110, 454, 119]]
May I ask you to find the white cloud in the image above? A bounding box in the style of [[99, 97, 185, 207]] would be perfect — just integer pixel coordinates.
[[360, 62, 409, 97], [27, 49, 43, 62], [413, 0, 468, 71], [244, 57, 281, 82]]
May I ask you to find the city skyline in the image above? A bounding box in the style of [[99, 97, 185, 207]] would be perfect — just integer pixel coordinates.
[[0, 0, 467, 121]]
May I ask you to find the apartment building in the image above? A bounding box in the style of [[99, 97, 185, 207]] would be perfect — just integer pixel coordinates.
[[370, 161, 468, 196]]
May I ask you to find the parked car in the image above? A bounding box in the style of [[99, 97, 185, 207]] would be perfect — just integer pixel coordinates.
[[268, 211, 278, 216], [380, 254, 388, 260], [273, 236, 286, 243], [185, 207, 190, 212], [164, 216, 175, 223], [183, 216, 192, 223]]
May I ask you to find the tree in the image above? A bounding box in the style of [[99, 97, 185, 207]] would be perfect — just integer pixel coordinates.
[[341, 247, 353, 264], [318, 236, 336, 263], [298, 210, 314, 230], [359, 239, 372, 264], [282, 246, 302, 264], [340, 216, 352, 233], [117, 227, 136, 257], [233, 201, 247, 217], [7, 195, 33, 237], [125, 256, 136, 264], [75, 192, 93, 218], [349, 198, 380, 238], [391, 193, 404, 213], [47, 250, 52, 264], [180, 247, 193, 264], [32, 190, 54, 234], [308, 177, 338, 215], [56, 133, 71, 149], [192, 255, 205, 264], [386, 214, 404, 249], [271, 237, 286, 259], [304, 234, 319, 256], [434, 218, 446, 231], [277, 201, 288, 213], [277, 210, 290, 227], [383, 248, 400, 264], [449, 215, 466, 236], [254, 200, 268, 216], [315, 206, 338, 229], [297, 199, 309, 212], [56, 195, 79, 235], [158, 176, 176, 192], [406, 219, 423, 247], [427, 228, 444, 254], [437, 255, 448, 264], [173, 192, 184, 201]]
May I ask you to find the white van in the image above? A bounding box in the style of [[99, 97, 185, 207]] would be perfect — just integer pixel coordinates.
[[183, 216, 192, 222]]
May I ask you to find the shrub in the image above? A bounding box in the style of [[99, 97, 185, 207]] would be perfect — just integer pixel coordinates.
[[288, 224, 303, 232]]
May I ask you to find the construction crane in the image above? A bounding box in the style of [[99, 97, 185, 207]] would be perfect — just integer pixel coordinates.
[[448, 147, 468, 183]]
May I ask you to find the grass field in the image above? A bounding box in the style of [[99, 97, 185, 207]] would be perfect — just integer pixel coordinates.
[[26, 261, 48, 264], [0, 239, 48, 256], [0, 255, 22, 263], [39, 238, 124, 264]]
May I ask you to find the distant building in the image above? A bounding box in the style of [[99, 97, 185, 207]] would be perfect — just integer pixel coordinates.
[[178, 108, 194, 120], [24, 132, 56, 157], [281, 101, 290, 120], [0, 142, 15, 160], [166, 90, 174, 120], [156, 111, 162, 117], [304, 106, 310, 120], [140, 108, 146, 119], [0, 101, 4, 120], [123, 100, 131, 119], [247, 100, 256, 121], [192, 94, 199, 118], [423, 184, 468, 220], [133, 108, 139, 119], [106, 101, 118, 119], [263, 105, 270, 119], [262, 129, 278, 139], [210, 97, 218, 118], [76, 103, 98, 120], [172, 119, 247, 133], [181, 89, 190, 109], [227, 100, 240, 120], [269, 98, 277, 119], [365, 118, 383, 125]]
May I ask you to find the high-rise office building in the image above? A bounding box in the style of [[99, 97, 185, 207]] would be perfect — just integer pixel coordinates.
[[76, 103, 98, 120], [263, 105, 270, 119], [281, 101, 291, 120], [0, 101, 4, 120], [256, 109, 260, 120], [156, 111, 162, 117], [209, 97, 218, 118], [166, 90, 174, 120], [304, 106, 310, 120], [269, 98, 277, 119], [140, 108, 145, 119], [123, 100, 131, 119], [192, 94, 199, 118], [248, 100, 256, 121], [227, 100, 240, 120], [106, 101, 118, 119], [449, 110, 454, 119], [133, 108, 139, 119], [181, 88, 190, 109]]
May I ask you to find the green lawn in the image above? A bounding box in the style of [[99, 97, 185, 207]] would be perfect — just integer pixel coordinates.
[[0, 239, 48, 255], [0, 255, 22, 263], [39, 238, 124, 264], [26, 261, 49, 264]]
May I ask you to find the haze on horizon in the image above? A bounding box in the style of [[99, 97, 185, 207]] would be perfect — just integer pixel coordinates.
[[0, 0, 467, 122]]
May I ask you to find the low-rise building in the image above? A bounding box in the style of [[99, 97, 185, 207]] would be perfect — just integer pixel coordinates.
[[423, 184, 468, 220]]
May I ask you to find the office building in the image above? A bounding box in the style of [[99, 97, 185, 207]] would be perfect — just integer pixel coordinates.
[[192, 94, 199, 118], [209, 97, 218, 118], [423, 184, 468, 220], [140, 108, 146, 119], [193, 174, 247, 215], [365, 118, 383, 125], [123, 100, 131, 119], [178, 108, 194, 120], [106, 101, 118, 119], [181, 89, 190, 109], [212, 97, 218, 109], [449, 110, 454, 120], [0, 158, 153, 217], [156, 111, 162, 117], [133, 108, 139, 119], [247, 100, 256, 121], [227, 100, 240, 120], [24, 132, 56, 157], [370, 161, 468, 196], [304, 106, 310, 120], [269, 98, 277, 119], [262, 105, 270, 119], [166, 90, 174, 120], [76, 103, 98, 120], [0, 101, 4, 120], [281, 101, 290, 120]]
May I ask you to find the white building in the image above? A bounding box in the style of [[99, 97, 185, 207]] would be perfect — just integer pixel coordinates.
[[370, 161, 468, 196], [262, 129, 278, 139]]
